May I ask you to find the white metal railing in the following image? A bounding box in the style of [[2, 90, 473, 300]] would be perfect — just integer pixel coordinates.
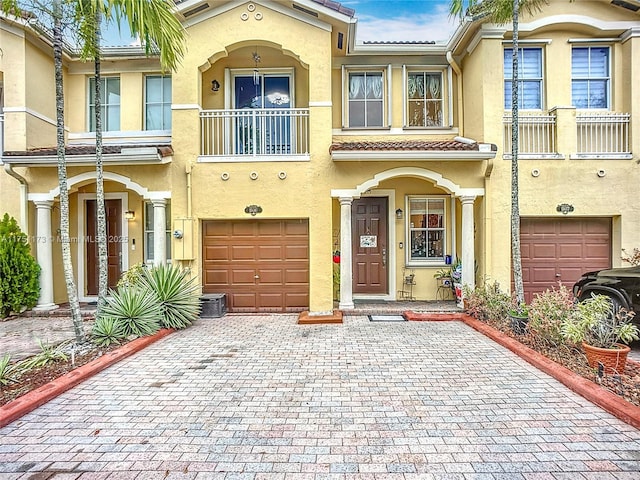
[[200, 108, 309, 157], [503, 113, 557, 157], [576, 112, 630, 157]]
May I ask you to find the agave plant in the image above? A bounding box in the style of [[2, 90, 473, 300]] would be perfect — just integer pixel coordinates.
[[20, 339, 68, 370], [91, 316, 127, 347], [141, 264, 202, 329], [0, 354, 19, 387], [100, 286, 163, 338]]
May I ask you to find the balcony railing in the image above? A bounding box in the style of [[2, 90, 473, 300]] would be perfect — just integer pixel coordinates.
[[200, 108, 309, 159], [503, 113, 558, 158], [576, 112, 630, 158]]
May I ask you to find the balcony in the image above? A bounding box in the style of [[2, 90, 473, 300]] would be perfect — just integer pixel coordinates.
[[575, 112, 631, 159], [503, 111, 632, 160], [199, 108, 310, 162]]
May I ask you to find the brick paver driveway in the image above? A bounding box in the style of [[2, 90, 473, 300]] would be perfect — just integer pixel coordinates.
[[1, 315, 639, 479]]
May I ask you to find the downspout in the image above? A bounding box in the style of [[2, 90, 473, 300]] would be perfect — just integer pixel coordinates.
[[3, 163, 29, 236], [185, 161, 192, 218], [446, 51, 464, 137]]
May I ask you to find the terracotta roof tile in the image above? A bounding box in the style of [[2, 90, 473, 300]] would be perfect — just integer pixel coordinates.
[[329, 140, 495, 153], [311, 0, 355, 17], [4, 144, 174, 157]]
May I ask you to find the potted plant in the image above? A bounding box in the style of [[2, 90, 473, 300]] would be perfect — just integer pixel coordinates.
[[433, 268, 452, 287], [509, 299, 529, 335], [561, 293, 639, 374]]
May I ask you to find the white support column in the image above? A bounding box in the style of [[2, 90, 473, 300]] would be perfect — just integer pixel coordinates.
[[339, 196, 354, 310], [152, 199, 167, 266], [460, 195, 476, 291], [33, 200, 58, 311]]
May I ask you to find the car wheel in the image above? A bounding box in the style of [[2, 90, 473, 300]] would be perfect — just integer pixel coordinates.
[[603, 294, 623, 316]]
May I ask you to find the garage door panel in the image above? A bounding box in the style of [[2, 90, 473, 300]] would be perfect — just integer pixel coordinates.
[[531, 267, 558, 283], [257, 270, 283, 285], [257, 245, 283, 260], [204, 245, 230, 262], [203, 219, 309, 313], [585, 244, 610, 260], [232, 269, 258, 284], [204, 269, 229, 285], [531, 244, 557, 258], [558, 243, 584, 259]]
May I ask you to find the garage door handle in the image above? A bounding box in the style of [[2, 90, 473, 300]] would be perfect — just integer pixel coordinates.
[[254, 275, 260, 279], [555, 273, 561, 278]]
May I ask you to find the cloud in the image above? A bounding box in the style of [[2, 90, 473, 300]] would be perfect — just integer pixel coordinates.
[[353, 6, 458, 44]]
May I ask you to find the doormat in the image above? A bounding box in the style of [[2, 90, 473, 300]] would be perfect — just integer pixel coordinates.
[[368, 315, 407, 322]]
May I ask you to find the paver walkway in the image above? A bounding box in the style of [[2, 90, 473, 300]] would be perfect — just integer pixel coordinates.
[[1, 314, 639, 479]]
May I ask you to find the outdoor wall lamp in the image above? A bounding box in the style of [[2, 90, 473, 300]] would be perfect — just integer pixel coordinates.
[[124, 210, 135, 220], [211, 79, 220, 92], [395, 208, 403, 220]]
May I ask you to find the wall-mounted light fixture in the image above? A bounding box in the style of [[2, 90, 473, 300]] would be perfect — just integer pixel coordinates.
[[556, 203, 575, 215], [244, 205, 263, 216], [124, 210, 135, 220], [211, 79, 220, 92], [395, 208, 403, 220]]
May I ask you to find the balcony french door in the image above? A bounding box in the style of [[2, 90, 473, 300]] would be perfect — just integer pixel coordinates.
[[234, 74, 292, 155]]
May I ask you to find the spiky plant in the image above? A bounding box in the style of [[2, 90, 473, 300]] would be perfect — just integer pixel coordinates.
[[100, 286, 163, 338], [141, 264, 202, 329], [91, 316, 127, 347], [0, 354, 19, 387], [20, 339, 68, 370]]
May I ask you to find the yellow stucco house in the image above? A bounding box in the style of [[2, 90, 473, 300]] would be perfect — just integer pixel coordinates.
[[1, 0, 638, 314]]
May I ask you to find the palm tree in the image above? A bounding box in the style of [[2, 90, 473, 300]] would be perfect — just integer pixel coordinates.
[[74, 0, 185, 316], [449, 0, 546, 308]]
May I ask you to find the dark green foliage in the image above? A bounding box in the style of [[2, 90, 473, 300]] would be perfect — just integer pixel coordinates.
[[100, 286, 163, 337], [141, 264, 202, 329], [91, 316, 127, 346], [0, 214, 40, 318]]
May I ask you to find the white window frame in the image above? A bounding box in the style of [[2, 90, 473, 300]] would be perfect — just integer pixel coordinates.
[[144, 74, 172, 130], [571, 46, 611, 110], [403, 68, 446, 128], [342, 66, 390, 129], [405, 195, 448, 267], [88, 76, 121, 132], [503, 47, 543, 111], [144, 201, 172, 264]]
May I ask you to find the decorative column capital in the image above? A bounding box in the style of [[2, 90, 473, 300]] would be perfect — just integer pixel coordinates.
[[33, 199, 54, 209], [459, 195, 476, 205], [151, 198, 168, 207], [339, 197, 353, 206]]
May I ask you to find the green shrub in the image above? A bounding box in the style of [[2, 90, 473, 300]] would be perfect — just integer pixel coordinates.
[[0, 213, 40, 318], [91, 316, 127, 346], [117, 262, 147, 288], [141, 264, 201, 329], [0, 354, 19, 387], [100, 286, 163, 337], [20, 339, 68, 369], [528, 284, 575, 346], [464, 280, 510, 324]]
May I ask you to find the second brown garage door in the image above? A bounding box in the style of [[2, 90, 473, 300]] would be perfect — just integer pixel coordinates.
[[202, 219, 309, 313], [520, 217, 611, 302]]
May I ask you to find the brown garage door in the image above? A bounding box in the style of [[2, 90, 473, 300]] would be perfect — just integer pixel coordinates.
[[202, 219, 309, 313], [520, 217, 611, 303]]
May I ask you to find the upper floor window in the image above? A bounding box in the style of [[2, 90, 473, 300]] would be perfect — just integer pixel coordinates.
[[347, 71, 384, 127], [407, 72, 443, 127], [407, 197, 446, 264], [572, 47, 610, 109], [504, 47, 542, 110], [88, 77, 120, 131], [145, 75, 172, 130]]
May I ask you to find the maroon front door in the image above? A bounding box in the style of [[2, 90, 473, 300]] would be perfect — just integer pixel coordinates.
[[86, 199, 122, 296], [352, 197, 388, 294]]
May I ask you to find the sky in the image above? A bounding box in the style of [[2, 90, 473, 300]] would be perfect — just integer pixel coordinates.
[[102, 0, 460, 46]]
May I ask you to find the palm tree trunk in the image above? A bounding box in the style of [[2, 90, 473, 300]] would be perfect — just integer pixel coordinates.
[[53, 0, 84, 343], [94, 11, 108, 316], [510, 0, 525, 306]]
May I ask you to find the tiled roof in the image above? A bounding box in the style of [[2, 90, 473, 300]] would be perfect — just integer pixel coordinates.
[[4, 145, 174, 157], [330, 140, 496, 153], [310, 0, 355, 17]]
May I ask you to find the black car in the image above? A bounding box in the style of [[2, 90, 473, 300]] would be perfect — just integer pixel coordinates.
[[573, 266, 640, 318]]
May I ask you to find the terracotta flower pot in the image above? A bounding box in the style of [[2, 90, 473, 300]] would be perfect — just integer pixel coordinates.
[[582, 342, 631, 374]]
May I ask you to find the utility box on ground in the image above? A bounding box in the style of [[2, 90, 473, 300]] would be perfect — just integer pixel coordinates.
[[200, 293, 226, 318]]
